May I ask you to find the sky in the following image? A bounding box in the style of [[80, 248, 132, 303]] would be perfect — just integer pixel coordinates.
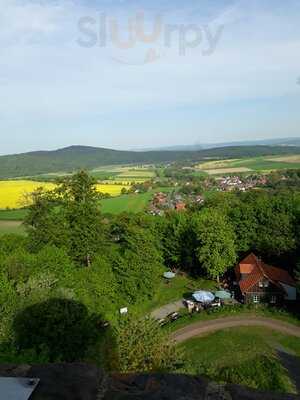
[[1, 0, 300, 154]]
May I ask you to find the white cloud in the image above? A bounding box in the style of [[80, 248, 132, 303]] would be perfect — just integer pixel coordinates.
[[0, 0, 300, 151]]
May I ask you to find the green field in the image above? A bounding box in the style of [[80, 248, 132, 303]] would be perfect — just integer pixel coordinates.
[[0, 209, 28, 220], [179, 326, 299, 393], [197, 155, 300, 175], [100, 192, 153, 214], [90, 166, 155, 182], [233, 158, 300, 171], [100, 188, 172, 214]]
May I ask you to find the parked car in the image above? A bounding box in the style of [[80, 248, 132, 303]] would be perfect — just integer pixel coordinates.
[[158, 318, 167, 327]]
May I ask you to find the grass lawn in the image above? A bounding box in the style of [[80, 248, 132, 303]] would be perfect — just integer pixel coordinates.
[[178, 326, 297, 394], [133, 274, 217, 315]]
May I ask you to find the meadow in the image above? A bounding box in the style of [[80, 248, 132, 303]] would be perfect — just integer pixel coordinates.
[[179, 326, 299, 393], [100, 187, 172, 214], [100, 192, 154, 214], [197, 154, 300, 175], [90, 166, 155, 182], [25, 165, 155, 185]]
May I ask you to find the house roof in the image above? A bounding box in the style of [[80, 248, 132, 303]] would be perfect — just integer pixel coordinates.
[[260, 263, 295, 287], [239, 269, 263, 293], [236, 253, 295, 293]]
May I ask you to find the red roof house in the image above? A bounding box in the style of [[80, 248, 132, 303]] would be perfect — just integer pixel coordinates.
[[235, 253, 296, 304], [175, 201, 186, 211]]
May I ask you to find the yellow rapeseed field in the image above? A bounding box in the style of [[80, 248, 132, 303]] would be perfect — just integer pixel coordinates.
[[96, 184, 131, 196], [0, 181, 56, 209], [0, 181, 131, 209]]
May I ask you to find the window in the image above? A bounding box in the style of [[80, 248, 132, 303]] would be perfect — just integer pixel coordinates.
[[264, 281, 269, 288], [259, 281, 263, 288], [270, 296, 276, 304], [253, 295, 259, 303]]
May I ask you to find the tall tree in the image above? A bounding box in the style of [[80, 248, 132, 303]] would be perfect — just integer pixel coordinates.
[[25, 171, 104, 266], [59, 171, 104, 266], [111, 214, 163, 303], [25, 188, 69, 252], [193, 209, 237, 282]]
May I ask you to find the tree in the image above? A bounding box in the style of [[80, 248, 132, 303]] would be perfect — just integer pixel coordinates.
[[25, 171, 104, 266], [114, 315, 182, 372], [162, 212, 188, 268], [193, 209, 237, 282], [58, 171, 105, 266], [24, 188, 69, 252], [111, 215, 164, 303], [251, 191, 297, 257]]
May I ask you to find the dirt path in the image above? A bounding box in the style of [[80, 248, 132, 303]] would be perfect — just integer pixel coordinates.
[[171, 316, 300, 343]]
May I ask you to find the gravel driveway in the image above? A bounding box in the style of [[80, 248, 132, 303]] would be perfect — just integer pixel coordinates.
[[171, 316, 300, 343]]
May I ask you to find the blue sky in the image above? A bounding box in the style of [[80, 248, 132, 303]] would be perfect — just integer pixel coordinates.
[[1, 0, 300, 154]]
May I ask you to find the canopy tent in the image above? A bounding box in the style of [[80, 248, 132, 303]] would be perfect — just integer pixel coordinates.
[[163, 271, 176, 279], [214, 290, 231, 300], [192, 290, 215, 303]]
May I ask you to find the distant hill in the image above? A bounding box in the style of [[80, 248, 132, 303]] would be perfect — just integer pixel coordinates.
[[146, 137, 300, 151], [1, 144, 300, 179]]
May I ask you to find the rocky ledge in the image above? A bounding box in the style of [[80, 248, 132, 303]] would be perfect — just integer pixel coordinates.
[[0, 363, 299, 400]]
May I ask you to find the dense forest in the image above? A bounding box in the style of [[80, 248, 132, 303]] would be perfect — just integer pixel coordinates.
[[0, 171, 299, 371]]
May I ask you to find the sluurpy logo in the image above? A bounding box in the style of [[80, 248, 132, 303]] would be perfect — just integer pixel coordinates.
[[77, 11, 224, 65]]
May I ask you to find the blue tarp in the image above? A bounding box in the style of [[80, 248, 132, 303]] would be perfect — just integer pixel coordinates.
[[192, 290, 215, 303]]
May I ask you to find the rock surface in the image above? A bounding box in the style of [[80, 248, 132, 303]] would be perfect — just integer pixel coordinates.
[[0, 363, 299, 400]]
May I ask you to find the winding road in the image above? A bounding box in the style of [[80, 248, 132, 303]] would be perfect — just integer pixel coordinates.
[[171, 316, 300, 343]]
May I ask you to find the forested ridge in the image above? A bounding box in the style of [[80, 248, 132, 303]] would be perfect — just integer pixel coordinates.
[[1, 144, 300, 178]]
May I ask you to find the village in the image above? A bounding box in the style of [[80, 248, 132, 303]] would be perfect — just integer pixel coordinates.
[[148, 173, 269, 215]]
